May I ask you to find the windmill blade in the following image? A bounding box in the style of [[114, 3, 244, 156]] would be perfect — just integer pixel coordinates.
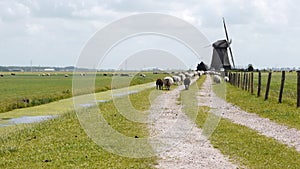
[[223, 17, 235, 68], [228, 46, 235, 68], [202, 44, 212, 48], [223, 17, 229, 42]]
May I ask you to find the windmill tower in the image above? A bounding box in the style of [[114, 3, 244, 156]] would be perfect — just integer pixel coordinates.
[[210, 18, 235, 70]]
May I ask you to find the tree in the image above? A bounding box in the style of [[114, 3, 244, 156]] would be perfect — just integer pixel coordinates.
[[196, 62, 208, 71], [247, 64, 254, 72]]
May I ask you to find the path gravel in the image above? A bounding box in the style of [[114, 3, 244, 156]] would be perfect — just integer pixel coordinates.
[[148, 80, 237, 169], [198, 75, 300, 152]]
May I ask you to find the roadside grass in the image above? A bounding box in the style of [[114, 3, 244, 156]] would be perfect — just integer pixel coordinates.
[[183, 76, 300, 168], [0, 88, 158, 168], [225, 81, 300, 130], [0, 72, 165, 113]]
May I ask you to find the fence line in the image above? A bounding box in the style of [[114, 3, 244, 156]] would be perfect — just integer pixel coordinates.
[[227, 71, 299, 108]]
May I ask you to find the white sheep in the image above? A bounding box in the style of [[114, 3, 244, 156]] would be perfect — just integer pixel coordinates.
[[213, 75, 221, 84], [224, 76, 229, 82]]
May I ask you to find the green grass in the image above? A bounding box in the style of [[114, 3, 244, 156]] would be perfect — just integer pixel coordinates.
[[0, 87, 158, 168], [0, 72, 165, 113], [184, 76, 300, 168], [225, 72, 300, 130]]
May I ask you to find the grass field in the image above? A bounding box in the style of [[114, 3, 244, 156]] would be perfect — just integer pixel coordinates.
[[225, 71, 300, 130], [0, 87, 158, 168], [0, 72, 165, 113]]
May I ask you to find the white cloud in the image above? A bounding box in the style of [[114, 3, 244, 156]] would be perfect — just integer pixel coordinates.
[[0, 1, 31, 21], [25, 23, 43, 34], [0, 0, 299, 68]]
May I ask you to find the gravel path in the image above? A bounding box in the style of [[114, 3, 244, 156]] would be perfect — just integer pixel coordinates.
[[198, 75, 300, 152], [148, 80, 237, 169]]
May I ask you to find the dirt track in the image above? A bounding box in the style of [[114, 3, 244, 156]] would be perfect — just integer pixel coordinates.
[[148, 79, 237, 169], [199, 76, 300, 152]]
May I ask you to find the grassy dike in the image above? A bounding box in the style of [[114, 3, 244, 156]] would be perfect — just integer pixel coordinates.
[[181, 76, 300, 168], [0, 88, 158, 168], [226, 84, 300, 130]]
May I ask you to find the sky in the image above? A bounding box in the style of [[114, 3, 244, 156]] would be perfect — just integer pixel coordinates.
[[0, 0, 299, 69]]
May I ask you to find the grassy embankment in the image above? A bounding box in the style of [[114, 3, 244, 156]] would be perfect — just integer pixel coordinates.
[[0, 87, 160, 168], [181, 75, 300, 168], [0, 72, 165, 113]]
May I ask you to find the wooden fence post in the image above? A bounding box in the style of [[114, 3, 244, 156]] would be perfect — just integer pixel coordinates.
[[248, 72, 251, 92], [297, 71, 300, 108], [242, 72, 245, 90], [245, 73, 248, 91], [265, 72, 272, 101], [278, 71, 285, 103], [233, 73, 237, 86], [257, 71, 261, 97], [237, 73, 240, 88], [251, 72, 254, 94]]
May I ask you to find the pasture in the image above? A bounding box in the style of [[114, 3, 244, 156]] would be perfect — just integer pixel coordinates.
[[2, 73, 300, 168], [0, 72, 165, 113], [225, 71, 300, 130]]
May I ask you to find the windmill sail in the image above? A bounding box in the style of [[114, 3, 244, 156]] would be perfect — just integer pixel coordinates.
[[223, 17, 235, 68]]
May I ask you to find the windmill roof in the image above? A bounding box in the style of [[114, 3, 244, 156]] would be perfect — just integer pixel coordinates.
[[212, 40, 228, 49]]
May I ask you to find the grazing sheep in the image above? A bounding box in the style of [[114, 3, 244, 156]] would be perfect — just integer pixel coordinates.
[[163, 77, 174, 90], [22, 98, 30, 104], [121, 73, 130, 76], [213, 75, 221, 84], [46, 73, 51, 76], [0, 74, 3, 77], [140, 74, 146, 78], [224, 76, 229, 82], [11, 73, 16, 76], [156, 79, 163, 90], [184, 77, 191, 90], [172, 75, 181, 85], [178, 73, 186, 81], [64, 74, 69, 77], [80, 73, 86, 76], [163, 79, 172, 90]]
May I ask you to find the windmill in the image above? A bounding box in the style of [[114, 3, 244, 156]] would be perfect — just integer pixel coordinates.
[[210, 17, 235, 70]]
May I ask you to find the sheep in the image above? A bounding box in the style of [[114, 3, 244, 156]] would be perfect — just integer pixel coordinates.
[[224, 76, 229, 82], [11, 73, 16, 76], [213, 75, 221, 84], [0, 74, 3, 77], [22, 98, 30, 104], [178, 73, 186, 82], [64, 74, 69, 77], [140, 74, 146, 78], [172, 75, 181, 85], [184, 77, 191, 90], [163, 76, 174, 90], [156, 79, 163, 90]]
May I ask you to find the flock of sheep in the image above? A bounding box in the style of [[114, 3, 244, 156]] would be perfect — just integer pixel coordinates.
[[155, 71, 205, 91], [155, 70, 228, 91]]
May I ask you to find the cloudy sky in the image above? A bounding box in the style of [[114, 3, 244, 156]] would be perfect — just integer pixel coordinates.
[[0, 0, 299, 69]]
